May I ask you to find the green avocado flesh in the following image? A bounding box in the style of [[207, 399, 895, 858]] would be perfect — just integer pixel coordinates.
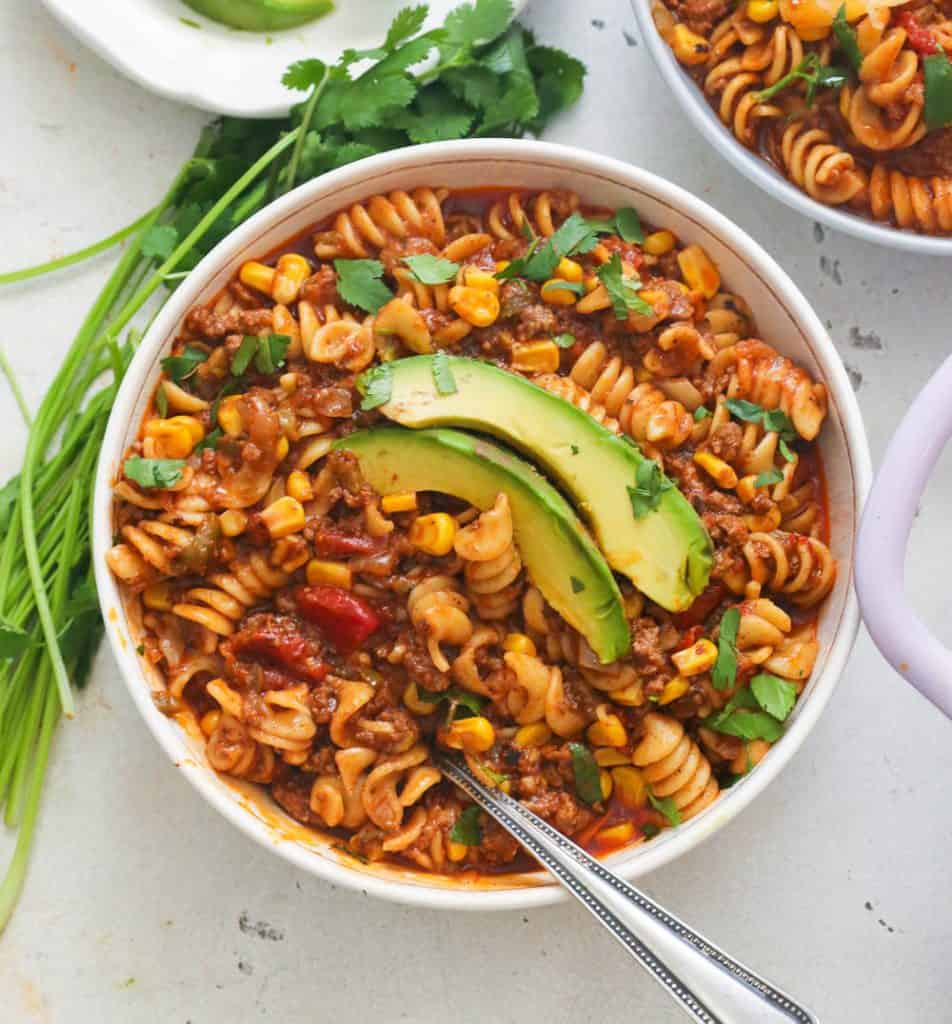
[[335, 427, 630, 664], [378, 356, 713, 613], [182, 0, 333, 31]]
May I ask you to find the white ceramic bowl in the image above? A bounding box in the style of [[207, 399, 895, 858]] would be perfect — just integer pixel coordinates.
[[93, 138, 871, 910], [631, 0, 952, 255]]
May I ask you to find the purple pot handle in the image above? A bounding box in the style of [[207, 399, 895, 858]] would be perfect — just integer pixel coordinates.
[[855, 354, 952, 718]]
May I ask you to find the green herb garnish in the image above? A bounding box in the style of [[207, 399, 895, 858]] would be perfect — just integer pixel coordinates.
[[254, 334, 291, 374], [832, 5, 863, 72], [711, 606, 740, 691], [614, 207, 644, 244], [540, 279, 585, 298], [595, 252, 653, 319], [450, 805, 482, 846], [356, 362, 395, 411], [754, 468, 784, 488], [418, 685, 485, 717], [553, 332, 575, 348], [403, 254, 461, 285], [569, 742, 603, 804], [155, 385, 169, 418], [757, 53, 848, 106], [704, 673, 796, 741], [570, 576, 585, 593], [648, 790, 682, 827], [925, 51, 952, 131], [432, 350, 458, 395], [160, 344, 207, 385], [230, 336, 258, 377], [123, 457, 186, 490], [334, 258, 393, 313], [725, 398, 797, 461], [750, 673, 797, 722], [693, 406, 711, 422], [626, 458, 673, 519]]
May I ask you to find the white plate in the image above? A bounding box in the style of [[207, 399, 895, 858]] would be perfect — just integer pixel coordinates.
[[42, 0, 527, 118]]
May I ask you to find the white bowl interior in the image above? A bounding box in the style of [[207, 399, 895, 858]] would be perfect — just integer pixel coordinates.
[[93, 140, 871, 910], [630, 0, 952, 256]]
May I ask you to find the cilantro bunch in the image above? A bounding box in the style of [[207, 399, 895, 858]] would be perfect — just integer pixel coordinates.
[[0, 0, 585, 932]]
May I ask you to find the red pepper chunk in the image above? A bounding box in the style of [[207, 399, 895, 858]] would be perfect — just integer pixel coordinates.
[[295, 585, 381, 653], [898, 12, 938, 55], [671, 581, 726, 631]]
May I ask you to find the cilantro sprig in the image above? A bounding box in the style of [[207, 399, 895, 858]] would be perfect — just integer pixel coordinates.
[[704, 673, 797, 743], [450, 805, 482, 846], [160, 344, 207, 385], [403, 253, 460, 285], [648, 790, 682, 828], [334, 259, 394, 313], [924, 51, 952, 131], [832, 5, 863, 73], [123, 457, 186, 490], [356, 362, 395, 410], [627, 458, 673, 519], [725, 398, 798, 462], [569, 742, 604, 804], [595, 252, 653, 319], [711, 606, 740, 691], [432, 350, 458, 395], [756, 53, 848, 106]]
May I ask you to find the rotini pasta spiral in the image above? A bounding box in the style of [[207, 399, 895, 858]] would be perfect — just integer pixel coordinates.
[[313, 187, 447, 259], [407, 576, 474, 672], [740, 531, 836, 607], [486, 190, 578, 240], [863, 164, 952, 234], [633, 713, 720, 820], [298, 301, 376, 372], [454, 494, 523, 619]]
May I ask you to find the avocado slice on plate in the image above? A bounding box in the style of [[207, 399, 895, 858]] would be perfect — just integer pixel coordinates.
[[335, 426, 630, 664], [182, 0, 333, 31], [374, 356, 713, 613]]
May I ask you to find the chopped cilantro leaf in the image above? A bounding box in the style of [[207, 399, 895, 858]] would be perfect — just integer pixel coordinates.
[[693, 406, 711, 422], [155, 385, 168, 419], [253, 334, 291, 375], [595, 252, 653, 320], [432, 350, 458, 395], [570, 576, 585, 593], [356, 362, 394, 411], [403, 253, 460, 285], [334, 258, 393, 313], [282, 59, 328, 92], [750, 673, 797, 722], [614, 207, 644, 244], [711, 606, 740, 691], [832, 5, 863, 73], [754, 468, 784, 488], [140, 224, 178, 261], [553, 332, 575, 348], [925, 51, 952, 131], [161, 345, 206, 385], [648, 790, 682, 827], [725, 398, 798, 448], [569, 743, 603, 804], [626, 458, 673, 519], [136, 644, 145, 656], [124, 457, 186, 490], [570, 444, 579, 455], [450, 804, 482, 846]]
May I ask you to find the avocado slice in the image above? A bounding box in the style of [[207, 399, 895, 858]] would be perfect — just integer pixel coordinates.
[[335, 427, 630, 664], [182, 0, 333, 31], [375, 356, 713, 612]]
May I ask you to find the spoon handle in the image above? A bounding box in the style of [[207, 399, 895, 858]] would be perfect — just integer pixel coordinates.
[[439, 758, 817, 1024]]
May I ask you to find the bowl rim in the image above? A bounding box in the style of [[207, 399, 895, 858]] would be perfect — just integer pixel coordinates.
[[93, 137, 872, 911], [630, 0, 952, 256]]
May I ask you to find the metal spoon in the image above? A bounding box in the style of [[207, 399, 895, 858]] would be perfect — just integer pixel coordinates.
[[438, 756, 817, 1024]]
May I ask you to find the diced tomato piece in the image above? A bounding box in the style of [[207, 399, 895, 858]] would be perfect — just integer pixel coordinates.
[[898, 12, 938, 55], [295, 585, 381, 653], [671, 581, 727, 630]]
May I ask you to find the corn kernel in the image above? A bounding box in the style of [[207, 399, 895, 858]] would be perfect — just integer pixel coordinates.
[[670, 23, 711, 64], [280, 373, 298, 393], [514, 722, 551, 748], [512, 340, 560, 374], [587, 713, 628, 748], [658, 676, 691, 705], [736, 475, 758, 504], [143, 417, 202, 459], [381, 491, 418, 514], [444, 716, 495, 754], [449, 286, 500, 327], [143, 582, 173, 611], [273, 541, 310, 574], [747, 0, 778, 20], [495, 260, 511, 274], [555, 257, 584, 283], [219, 509, 248, 537], [503, 633, 537, 657], [597, 822, 636, 845], [287, 470, 313, 503], [403, 682, 434, 716], [612, 766, 648, 807], [671, 639, 718, 677], [275, 436, 290, 461], [730, 738, 772, 775], [594, 747, 630, 767], [540, 278, 578, 306], [678, 244, 721, 298], [610, 682, 645, 706], [261, 496, 306, 539], [239, 260, 276, 296], [462, 267, 500, 294], [447, 839, 469, 862], [200, 709, 221, 738], [218, 395, 244, 436], [600, 770, 613, 801], [644, 230, 677, 256], [694, 450, 738, 489], [273, 253, 311, 305], [409, 512, 457, 556], [306, 559, 352, 589]]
